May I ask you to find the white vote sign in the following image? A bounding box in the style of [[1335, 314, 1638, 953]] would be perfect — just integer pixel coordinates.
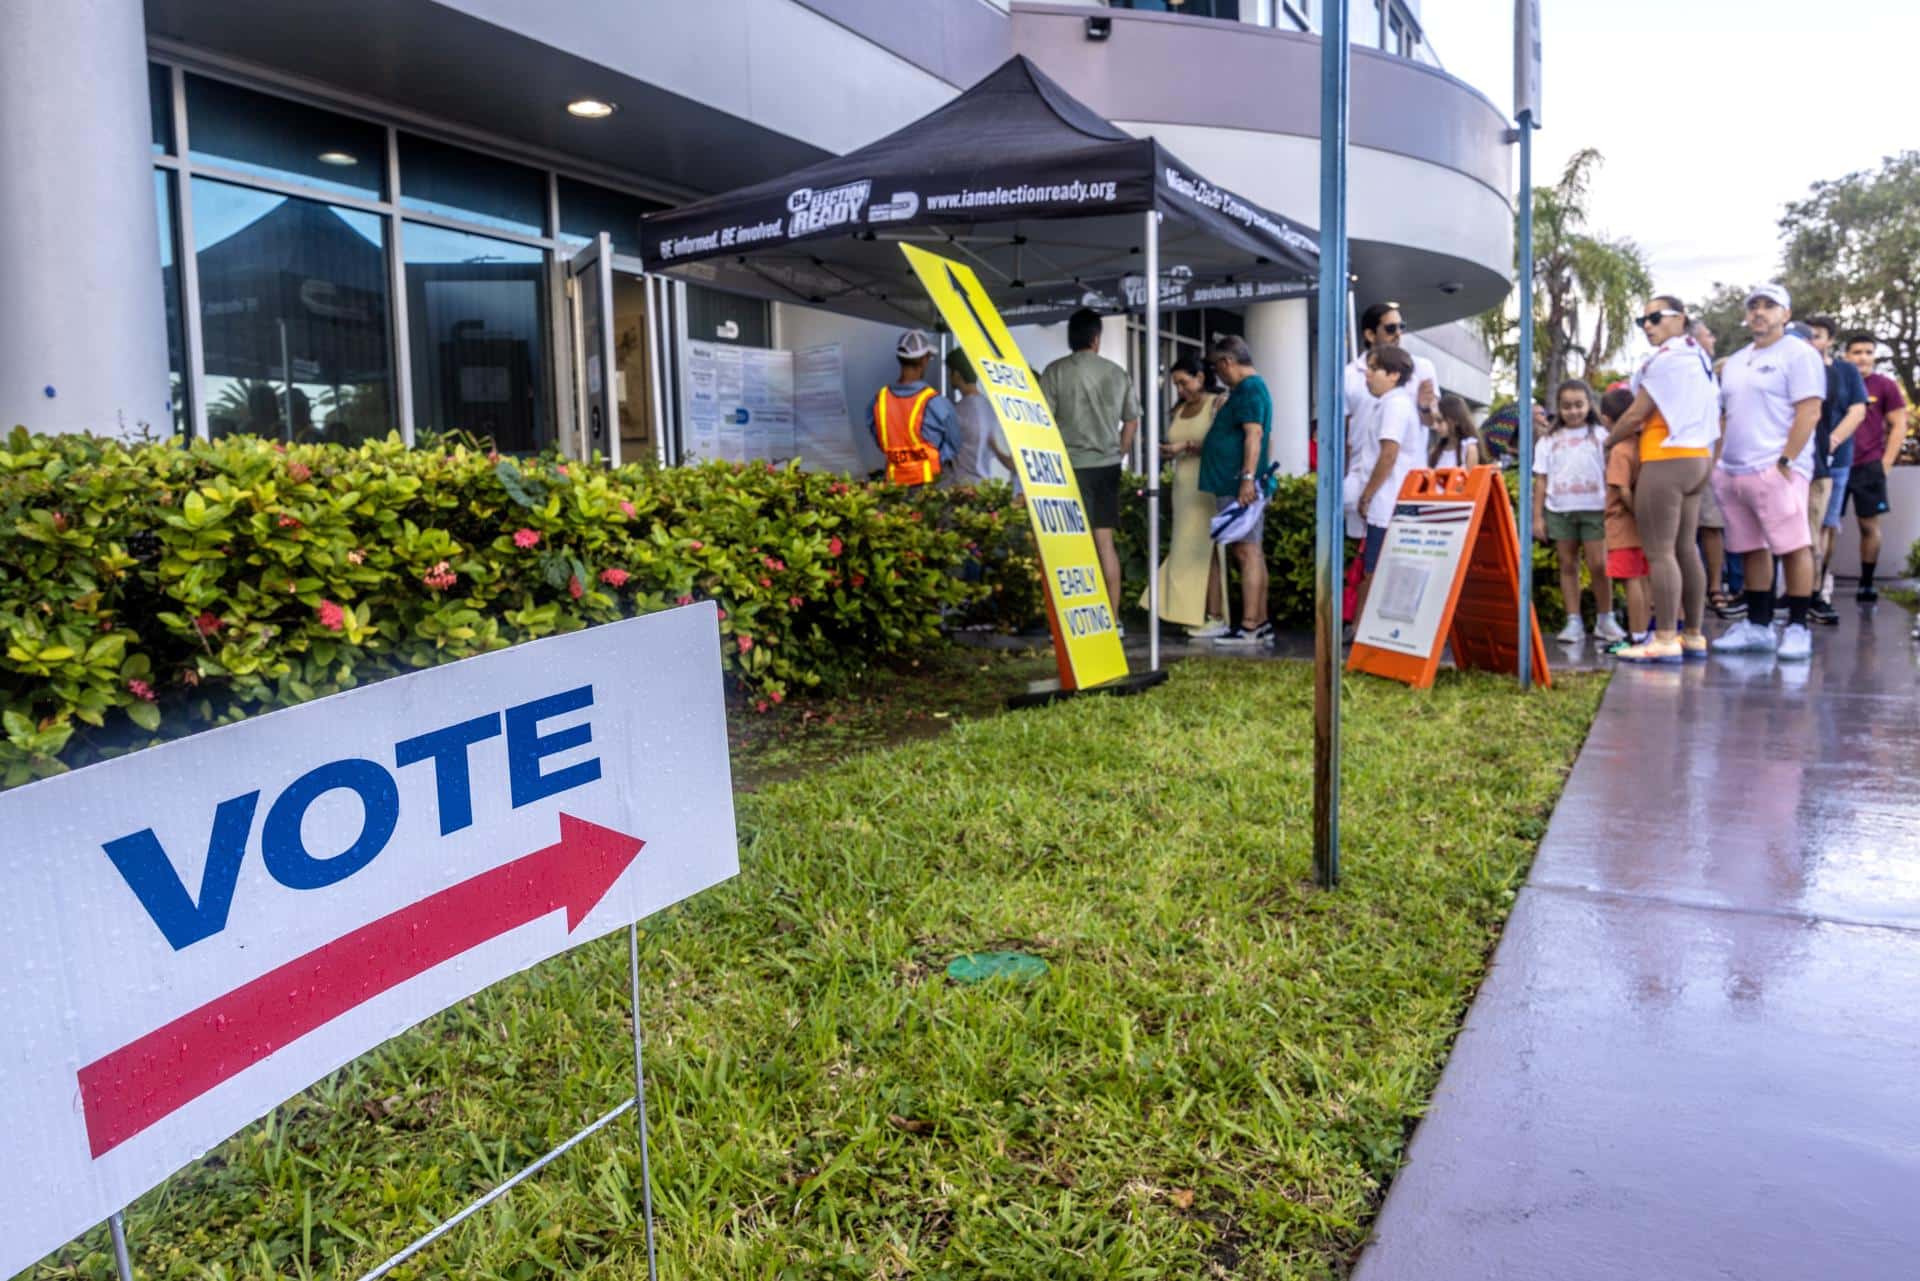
[[0, 605, 738, 1276]]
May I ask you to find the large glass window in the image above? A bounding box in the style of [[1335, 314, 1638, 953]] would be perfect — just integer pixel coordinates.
[[155, 172, 186, 436], [558, 176, 666, 258], [193, 178, 393, 444], [398, 134, 547, 237], [186, 74, 386, 200], [150, 64, 173, 155], [402, 222, 550, 452], [685, 285, 769, 348]]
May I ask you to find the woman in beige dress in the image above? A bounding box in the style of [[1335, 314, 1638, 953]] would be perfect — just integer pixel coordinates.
[[1141, 353, 1228, 634]]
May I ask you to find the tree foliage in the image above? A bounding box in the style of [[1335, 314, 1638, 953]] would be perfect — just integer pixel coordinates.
[[1479, 149, 1654, 404], [1779, 151, 1920, 403]]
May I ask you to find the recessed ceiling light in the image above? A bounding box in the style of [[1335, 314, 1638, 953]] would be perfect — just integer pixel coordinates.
[[566, 98, 617, 119], [317, 151, 358, 166]]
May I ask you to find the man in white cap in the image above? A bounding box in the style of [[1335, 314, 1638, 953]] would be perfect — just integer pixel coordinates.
[[867, 329, 957, 487], [1708, 283, 1826, 660]]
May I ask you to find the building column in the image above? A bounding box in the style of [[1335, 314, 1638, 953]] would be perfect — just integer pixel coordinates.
[[0, 0, 170, 436], [1246, 298, 1310, 474]]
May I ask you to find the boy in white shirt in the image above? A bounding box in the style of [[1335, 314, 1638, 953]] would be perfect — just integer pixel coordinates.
[[1354, 345, 1430, 620]]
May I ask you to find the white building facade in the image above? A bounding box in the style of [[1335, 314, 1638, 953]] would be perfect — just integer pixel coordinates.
[[0, 0, 1512, 473]]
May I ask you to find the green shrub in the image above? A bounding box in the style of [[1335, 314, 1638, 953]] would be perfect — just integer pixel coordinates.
[[0, 431, 978, 786]]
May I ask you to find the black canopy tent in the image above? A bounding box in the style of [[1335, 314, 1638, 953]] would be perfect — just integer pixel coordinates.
[[638, 55, 1321, 672]]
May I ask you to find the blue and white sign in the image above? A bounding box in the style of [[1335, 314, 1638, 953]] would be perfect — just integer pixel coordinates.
[[0, 605, 738, 1275]]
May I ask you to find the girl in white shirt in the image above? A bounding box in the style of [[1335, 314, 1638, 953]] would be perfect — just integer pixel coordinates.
[[1532, 379, 1622, 644], [1429, 394, 1482, 470]]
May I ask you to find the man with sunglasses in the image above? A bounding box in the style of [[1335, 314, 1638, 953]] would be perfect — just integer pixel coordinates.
[[1708, 284, 1826, 660], [1341, 302, 1438, 544]]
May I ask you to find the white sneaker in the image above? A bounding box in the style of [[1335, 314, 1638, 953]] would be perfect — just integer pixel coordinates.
[[1188, 617, 1231, 640], [1556, 616, 1587, 643], [1712, 620, 1777, 654], [1777, 622, 1813, 662], [1594, 614, 1628, 643]]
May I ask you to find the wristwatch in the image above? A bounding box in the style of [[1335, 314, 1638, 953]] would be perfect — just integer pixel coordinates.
[[1238, 472, 1255, 480], [1777, 454, 1792, 468]]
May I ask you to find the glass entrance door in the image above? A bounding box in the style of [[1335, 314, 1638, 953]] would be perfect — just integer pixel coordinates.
[[568, 235, 616, 464], [568, 234, 661, 467]]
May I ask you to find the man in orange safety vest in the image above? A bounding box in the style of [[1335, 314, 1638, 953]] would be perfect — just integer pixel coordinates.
[[867, 329, 958, 486]]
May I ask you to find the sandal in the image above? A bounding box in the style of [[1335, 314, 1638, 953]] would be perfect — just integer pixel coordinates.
[[1614, 637, 1685, 664]]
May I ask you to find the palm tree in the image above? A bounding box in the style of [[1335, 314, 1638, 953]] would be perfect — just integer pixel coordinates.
[[1480, 149, 1653, 401]]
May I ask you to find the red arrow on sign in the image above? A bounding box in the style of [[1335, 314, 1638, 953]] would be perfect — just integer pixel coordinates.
[[77, 814, 643, 1158]]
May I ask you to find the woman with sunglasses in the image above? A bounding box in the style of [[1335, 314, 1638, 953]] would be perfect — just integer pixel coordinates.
[[1604, 295, 1719, 662]]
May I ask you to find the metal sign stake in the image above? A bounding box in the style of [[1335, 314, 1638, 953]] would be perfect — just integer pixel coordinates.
[[628, 922, 660, 1281], [108, 1211, 133, 1281]]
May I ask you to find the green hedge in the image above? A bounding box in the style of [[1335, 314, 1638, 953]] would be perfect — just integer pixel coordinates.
[[0, 430, 1008, 786], [1, 429, 1577, 787]]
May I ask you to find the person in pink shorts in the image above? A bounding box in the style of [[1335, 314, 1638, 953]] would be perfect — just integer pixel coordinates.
[[1708, 284, 1826, 661]]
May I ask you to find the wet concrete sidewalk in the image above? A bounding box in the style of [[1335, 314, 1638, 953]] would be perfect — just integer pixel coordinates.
[[1354, 599, 1920, 1280]]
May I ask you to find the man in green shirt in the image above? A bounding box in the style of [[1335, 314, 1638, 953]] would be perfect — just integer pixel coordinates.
[[1038, 308, 1142, 617], [1201, 335, 1274, 645]]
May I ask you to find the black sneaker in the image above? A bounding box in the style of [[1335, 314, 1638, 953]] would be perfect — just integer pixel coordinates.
[[1857, 585, 1879, 603], [1214, 621, 1274, 648], [1809, 595, 1840, 625]]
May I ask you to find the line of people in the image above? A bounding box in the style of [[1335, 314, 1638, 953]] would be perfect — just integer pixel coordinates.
[[1532, 284, 1907, 662]]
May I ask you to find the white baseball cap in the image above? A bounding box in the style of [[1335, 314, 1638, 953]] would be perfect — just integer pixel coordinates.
[[895, 329, 936, 359], [1745, 283, 1791, 311]]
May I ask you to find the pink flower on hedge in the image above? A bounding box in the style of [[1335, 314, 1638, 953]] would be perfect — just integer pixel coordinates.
[[675, 594, 694, 606], [755, 699, 769, 713], [287, 461, 311, 483], [126, 678, 156, 702], [50, 511, 70, 532], [828, 536, 844, 556], [422, 561, 457, 591], [347, 549, 366, 565], [688, 540, 705, 551], [851, 574, 867, 588], [619, 500, 637, 519], [488, 450, 502, 463], [716, 608, 727, 620], [568, 575, 584, 600], [737, 634, 754, 653], [513, 528, 541, 549], [769, 690, 784, 705], [316, 600, 346, 632], [763, 556, 786, 571], [600, 568, 630, 588], [277, 515, 301, 529], [788, 595, 804, 608], [556, 464, 570, 476], [759, 576, 772, 588], [194, 612, 222, 637]]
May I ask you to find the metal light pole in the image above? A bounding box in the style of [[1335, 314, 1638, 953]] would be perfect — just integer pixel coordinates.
[[1514, 0, 1542, 688], [1312, 0, 1350, 889], [1516, 107, 1536, 689]]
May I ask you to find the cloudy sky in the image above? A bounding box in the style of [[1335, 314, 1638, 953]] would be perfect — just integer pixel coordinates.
[[1423, 0, 1920, 307]]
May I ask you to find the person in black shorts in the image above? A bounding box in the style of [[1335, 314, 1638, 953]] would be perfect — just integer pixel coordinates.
[[1841, 332, 1909, 601], [1038, 309, 1141, 619]]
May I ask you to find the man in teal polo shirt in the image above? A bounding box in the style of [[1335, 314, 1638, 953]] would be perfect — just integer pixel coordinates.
[[1201, 334, 1274, 645]]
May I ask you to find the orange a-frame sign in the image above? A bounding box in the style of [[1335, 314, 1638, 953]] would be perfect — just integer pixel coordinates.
[[1346, 466, 1551, 689]]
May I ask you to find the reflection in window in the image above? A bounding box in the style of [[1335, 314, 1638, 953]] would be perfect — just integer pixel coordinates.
[[155, 172, 186, 435], [150, 64, 173, 155], [402, 223, 550, 453], [399, 134, 547, 236], [557, 176, 666, 258], [192, 178, 393, 444], [185, 74, 386, 199]]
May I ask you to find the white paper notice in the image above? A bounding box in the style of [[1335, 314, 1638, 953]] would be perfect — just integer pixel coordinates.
[[792, 345, 867, 474], [1353, 498, 1476, 656], [682, 342, 795, 464]]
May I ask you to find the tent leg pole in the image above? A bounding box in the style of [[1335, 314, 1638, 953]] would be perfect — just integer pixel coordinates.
[[1144, 210, 1162, 673], [1313, 0, 1351, 890]]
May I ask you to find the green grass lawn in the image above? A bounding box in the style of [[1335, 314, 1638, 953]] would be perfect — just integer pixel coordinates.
[[30, 661, 1604, 1281]]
